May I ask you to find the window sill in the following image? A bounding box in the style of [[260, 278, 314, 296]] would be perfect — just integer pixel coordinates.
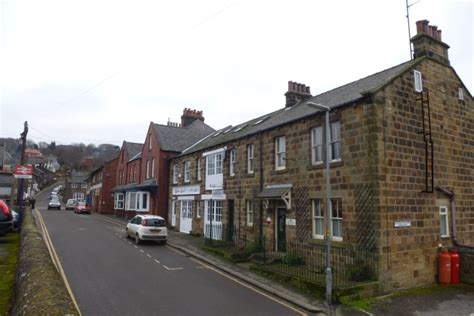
[[440, 235, 450, 239], [307, 160, 344, 170], [308, 237, 346, 248]]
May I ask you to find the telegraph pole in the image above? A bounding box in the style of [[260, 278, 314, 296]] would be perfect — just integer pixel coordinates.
[[17, 121, 28, 216]]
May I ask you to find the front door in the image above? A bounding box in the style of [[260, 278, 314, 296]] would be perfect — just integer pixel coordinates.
[[227, 200, 234, 242], [276, 207, 286, 252], [179, 200, 193, 234], [171, 201, 176, 227]]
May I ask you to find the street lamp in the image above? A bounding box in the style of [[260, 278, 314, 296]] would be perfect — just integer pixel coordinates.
[[307, 102, 332, 306]]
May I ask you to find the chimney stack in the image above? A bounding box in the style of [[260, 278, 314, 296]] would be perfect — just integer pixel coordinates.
[[412, 20, 450, 65], [181, 108, 205, 127], [284, 81, 312, 108]]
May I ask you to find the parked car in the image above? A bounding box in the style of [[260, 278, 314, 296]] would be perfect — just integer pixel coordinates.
[[126, 215, 167, 245], [49, 192, 58, 200], [0, 199, 13, 236], [65, 199, 76, 210], [74, 201, 91, 214], [48, 196, 61, 210]]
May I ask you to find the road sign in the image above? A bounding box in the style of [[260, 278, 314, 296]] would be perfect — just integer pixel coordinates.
[[14, 164, 33, 179]]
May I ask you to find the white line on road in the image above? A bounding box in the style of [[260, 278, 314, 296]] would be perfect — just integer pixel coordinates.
[[146, 254, 152, 258], [163, 265, 183, 271], [140, 249, 145, 253], [134, 245, 138, 249], [128, 242, 132, 245], [154, 259, 161, 264]]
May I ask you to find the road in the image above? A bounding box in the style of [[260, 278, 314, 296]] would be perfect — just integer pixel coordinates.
[[36, 189, 304, 316]]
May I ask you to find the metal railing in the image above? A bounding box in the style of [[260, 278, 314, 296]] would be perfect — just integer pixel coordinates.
[[204, 224, 377, 288]]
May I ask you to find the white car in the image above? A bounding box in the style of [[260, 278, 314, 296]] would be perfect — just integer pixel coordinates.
[[126, 215, 167, 245]]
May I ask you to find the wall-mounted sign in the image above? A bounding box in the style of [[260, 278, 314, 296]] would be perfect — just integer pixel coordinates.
[[394, 220, 411, 228], [14, 164, 33, 179], [172, 185, 200, 196], [286, 218, 296, 226]]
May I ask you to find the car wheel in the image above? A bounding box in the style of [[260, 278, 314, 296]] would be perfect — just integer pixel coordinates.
[[135, 234, 141, 245]]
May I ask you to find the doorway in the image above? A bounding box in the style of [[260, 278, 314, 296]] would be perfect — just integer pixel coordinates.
[[276, 206, 286, 252]]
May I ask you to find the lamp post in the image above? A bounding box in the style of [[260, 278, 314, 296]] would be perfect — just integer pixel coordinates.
[[307, 102, 332, 306]]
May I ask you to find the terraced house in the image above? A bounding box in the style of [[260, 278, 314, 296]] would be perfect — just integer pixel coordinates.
[[112, 110, 214, 220], [168, 20, 473, 293]]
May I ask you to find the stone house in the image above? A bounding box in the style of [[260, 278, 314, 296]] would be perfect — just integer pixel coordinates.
[[64, 171, 88, 201], [168, 20, 473, 292]]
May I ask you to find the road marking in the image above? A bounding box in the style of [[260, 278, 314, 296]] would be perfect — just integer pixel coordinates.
[[163, 265, 183, 271], [154, 259, 161, 264], [35, 209, 82, 316], [134, 245, 138, 249], [128, 242, 132, 245], [140, 249, 145, 253], [146, 254, 152, 258]]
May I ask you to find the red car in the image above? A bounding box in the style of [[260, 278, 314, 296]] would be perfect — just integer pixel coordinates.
[[74, 201, 91, 214]]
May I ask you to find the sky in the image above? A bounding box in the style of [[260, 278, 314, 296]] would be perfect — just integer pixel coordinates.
[[1, 0, 472, 147]]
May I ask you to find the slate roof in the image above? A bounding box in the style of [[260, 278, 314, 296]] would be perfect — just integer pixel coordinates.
[[152, 119, 215, 152], [125, 142, 143, 159], [182, 58, 421, 155]]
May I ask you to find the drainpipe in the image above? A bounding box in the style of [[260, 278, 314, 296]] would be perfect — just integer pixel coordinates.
[[258, 131, 264, 249]]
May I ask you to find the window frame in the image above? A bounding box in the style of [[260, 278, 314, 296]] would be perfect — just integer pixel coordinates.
[[458, 87, 464, 101], [247, 144, 254, 174], [275, 136, 286, 170], [330, 121, 341, 161], [311, 126, 324, 165], [184, 161, 191, 183], [229, 149, 236, 176], [173, 164, 178, 184], [331, 199, 343, 241], [312, 199, 324, 239], [197, 158, 202, 181], [246, 200, 253, 227], [440, 206, 449, 238], [114, 193, 124, 209], [414, 70, 423, 93]]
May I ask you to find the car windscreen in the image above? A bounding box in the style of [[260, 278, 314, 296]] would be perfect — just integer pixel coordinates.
[[143, 218, 165, 227], [49, 198, 60, 203]]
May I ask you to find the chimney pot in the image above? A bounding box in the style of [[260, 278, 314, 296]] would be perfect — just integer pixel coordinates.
[[437, 30, 442, 41], [416, 20, 425, 34]]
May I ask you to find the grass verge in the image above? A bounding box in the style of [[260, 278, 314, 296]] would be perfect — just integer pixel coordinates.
[[0, 233, 20, 316]]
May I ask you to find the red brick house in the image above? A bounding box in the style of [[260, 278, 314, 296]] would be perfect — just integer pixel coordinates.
[[100, 157, 118, 213], [126, 109, 215, 221], [85, 166, 103, 211], [111, 141, 143, 217], [168, 21, 473, 293], [64, 171, 87, 201]]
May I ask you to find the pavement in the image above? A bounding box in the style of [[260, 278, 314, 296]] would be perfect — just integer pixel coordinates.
[[93, 212, 474, 316]]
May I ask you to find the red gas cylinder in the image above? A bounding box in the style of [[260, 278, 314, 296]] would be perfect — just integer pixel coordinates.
[[450, 249, 460, 285], [438, 249, 451, 285]]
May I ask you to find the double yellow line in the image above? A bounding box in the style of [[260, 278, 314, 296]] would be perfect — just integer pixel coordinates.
[[34, 209, 82, 316]]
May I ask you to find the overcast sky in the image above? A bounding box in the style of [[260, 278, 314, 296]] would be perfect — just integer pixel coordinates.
[[1, 0, 472, 147]]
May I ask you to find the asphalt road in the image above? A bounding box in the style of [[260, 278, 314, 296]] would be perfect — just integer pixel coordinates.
[[36, 189, 303, 316]]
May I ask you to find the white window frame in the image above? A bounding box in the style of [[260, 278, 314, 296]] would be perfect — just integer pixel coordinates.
[[173, 165, 178, 184], [148, 134, 152, 150], [458, 87, 464, 101], [246, 200, 253, 227], [440, 206, 449, 238], [197, 158, 202, 181], [127, 192, 137, 210], [127, 191, 149, 212], [414, 70, 423, 93], [331, 199, 343, 241], [184, 161, 191, 183], [229, 149, 236, 176], [146, 160, 150, 179], [330, 121, 341, 161], [311, 126, 324, 165], [151, 159, 155, 179], [114, 193, 124, 209], [312, 199, 324, 239], [181, 200, 193, 219], [275, 136, 286, 170], [247, 144, 254, 174]]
